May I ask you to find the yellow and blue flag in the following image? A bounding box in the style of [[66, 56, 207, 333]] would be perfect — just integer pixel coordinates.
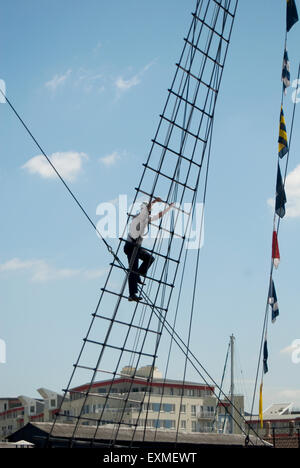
[[287, 0, 299, 32], [278, 106, 289, 159]]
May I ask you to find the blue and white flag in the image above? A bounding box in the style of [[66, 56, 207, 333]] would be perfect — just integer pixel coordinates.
[[282, 49, 291, 95], [287, 0, 299, 32], [268, 280, 279, 323], [275, 163, 287, 218]]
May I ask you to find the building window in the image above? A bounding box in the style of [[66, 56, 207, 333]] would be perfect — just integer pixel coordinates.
[[163, 404, 175, 413], [163, 420, 175, 429], [180, 405, 186, 413], [199, 422, 213, 433], [50, 399, 56, 408], [30, 406, 35, 413], [180, 420, 186, 430], [191, 421, 198, 432], [200, 406, 214, 418], [151, 419, 160, 429], [152, 403, 161, 412], [98, 388, 106, 393], [191, 405, 197, 416]]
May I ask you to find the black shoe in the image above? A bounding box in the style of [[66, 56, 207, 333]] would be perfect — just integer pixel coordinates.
[[128, 295, 143, 302], [137, 277, 145, 285]]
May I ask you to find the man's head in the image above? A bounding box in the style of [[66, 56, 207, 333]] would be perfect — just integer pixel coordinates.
[[140, 201, 151, 215]]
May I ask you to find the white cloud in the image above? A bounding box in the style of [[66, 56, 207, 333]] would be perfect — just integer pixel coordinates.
[[267, 164, 300, 218], [0, 258, 107, 283], [115, 61, 155, 93], [83, 269, 107, 280], [45, 69, 72, 92], [99, 151, 120, 167], [284, 164, 300, 218], [22, 151, 88, 182], [115, 75, 141, 91], [0, 258, 40, 273]]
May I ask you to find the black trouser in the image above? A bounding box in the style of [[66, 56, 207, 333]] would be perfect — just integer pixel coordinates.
[[124, 240, 155, 296]]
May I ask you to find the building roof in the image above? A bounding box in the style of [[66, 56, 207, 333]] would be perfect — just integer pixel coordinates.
[[245, 403, 300, 423], [0, 397, 19, 401], [7, 422, 269, 448], [71, 376, 214, 394], [0, 442, 18, 449], [263, 403, 293, 417]]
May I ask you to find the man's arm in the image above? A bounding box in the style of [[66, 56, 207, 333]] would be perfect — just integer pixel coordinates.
[[150, 202, 174, 222], [147, 197, 162, 211]]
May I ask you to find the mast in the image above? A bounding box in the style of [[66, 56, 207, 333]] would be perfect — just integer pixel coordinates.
[[230, 333, 235, 434]]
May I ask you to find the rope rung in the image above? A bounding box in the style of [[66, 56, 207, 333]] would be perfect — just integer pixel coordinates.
[[159, 113, 208, 143], [165, 91, 214, 120], [74, 364, 150, 381], [212, 0, 235, 18], [92, 313, 162, 336], [175, 63, 219, 93], [183, 38, 224, 68], [191, 13, 230, 43], [65, 388, 143, 404], [142, 163, 196, 192], [84, 336, 159, 358], [151, 138, 203, 168], [135, 188, 191, 216], [127, 212, 185, 240], [110, 262, 175, 288], [119, 237, 180, 264]]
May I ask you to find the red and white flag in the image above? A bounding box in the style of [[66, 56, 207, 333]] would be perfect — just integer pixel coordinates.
[[272, 230, 280, 269]]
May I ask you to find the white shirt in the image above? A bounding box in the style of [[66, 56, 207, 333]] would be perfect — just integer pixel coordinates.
[[128, 205, 150, 245]]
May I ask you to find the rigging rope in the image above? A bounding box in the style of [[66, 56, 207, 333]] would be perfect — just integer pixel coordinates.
[[1, 0, 258, 447], [0, 88, 117, 260], [248, 63, 300, 434], [3, 69, 262, 448]]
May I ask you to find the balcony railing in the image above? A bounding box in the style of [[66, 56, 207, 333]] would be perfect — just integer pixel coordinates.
[[197, 411, 215, 419]]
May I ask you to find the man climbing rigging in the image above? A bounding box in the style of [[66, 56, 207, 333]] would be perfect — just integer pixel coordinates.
[[124, 196, 174, 302]]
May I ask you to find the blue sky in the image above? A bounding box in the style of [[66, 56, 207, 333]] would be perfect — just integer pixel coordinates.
[[1, 0, 300, 414]]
